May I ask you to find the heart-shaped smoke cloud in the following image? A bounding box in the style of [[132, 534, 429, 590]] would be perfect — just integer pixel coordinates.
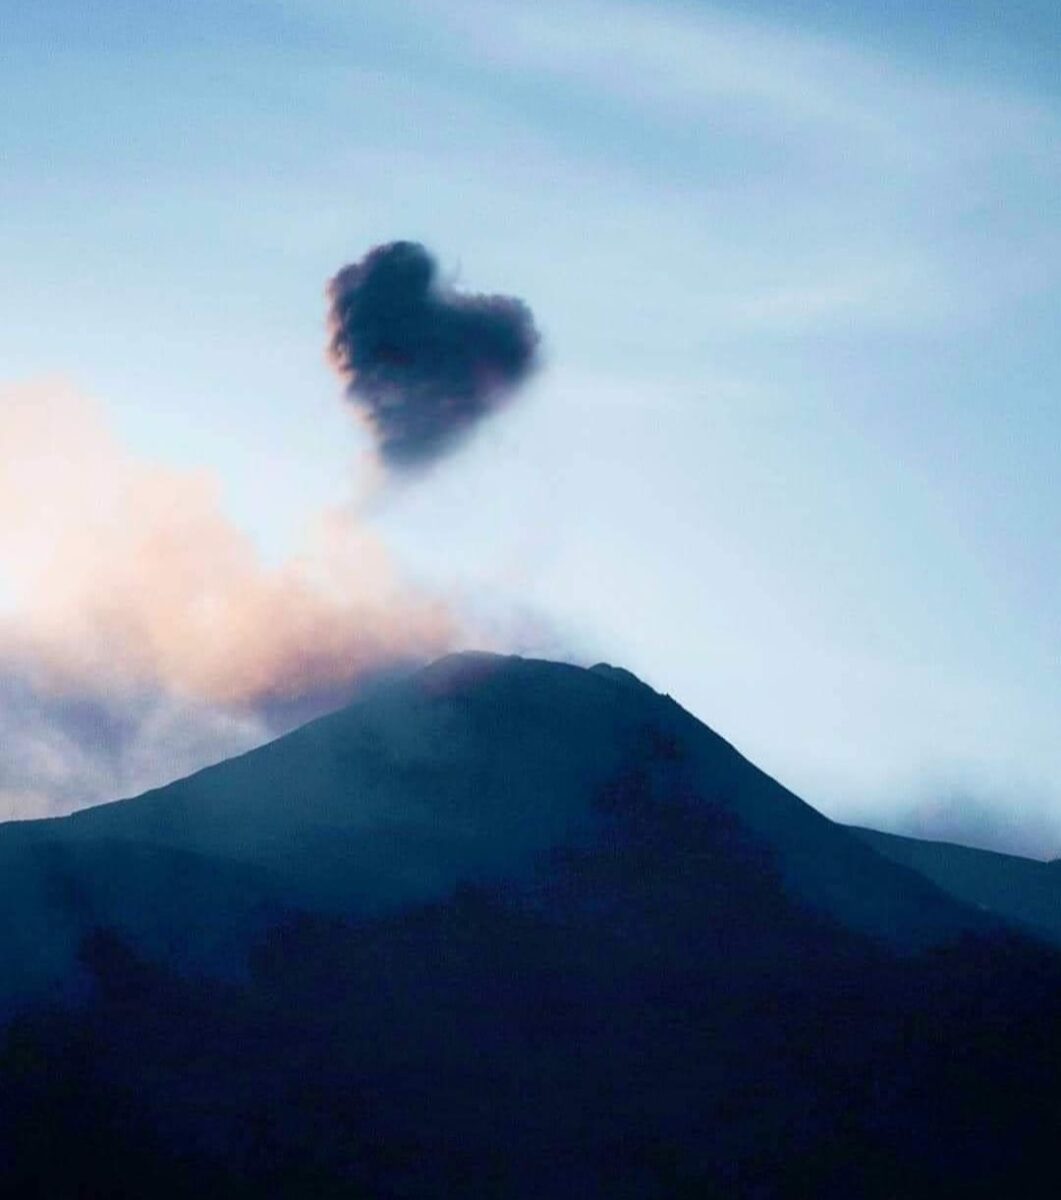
[[327, 242, 540, 468]]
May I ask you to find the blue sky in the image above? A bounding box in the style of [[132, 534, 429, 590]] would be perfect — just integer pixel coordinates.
[[1, 0, 1058, 854]]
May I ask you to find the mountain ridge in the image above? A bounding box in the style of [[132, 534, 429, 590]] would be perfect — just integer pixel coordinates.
[[851, 824, 1061, 949]]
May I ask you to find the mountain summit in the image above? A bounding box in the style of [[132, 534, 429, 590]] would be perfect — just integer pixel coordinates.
[[2, 653, 1059, 1197]]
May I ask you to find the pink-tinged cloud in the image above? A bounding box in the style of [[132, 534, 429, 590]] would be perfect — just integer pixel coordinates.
[[0, 381, 457, 710]]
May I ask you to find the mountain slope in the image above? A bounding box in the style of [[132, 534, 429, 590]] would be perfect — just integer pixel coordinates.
[[851, 825, 1061, 949]]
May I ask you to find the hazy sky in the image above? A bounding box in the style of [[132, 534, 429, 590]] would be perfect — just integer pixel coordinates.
[[1, 0, 1058, 856]]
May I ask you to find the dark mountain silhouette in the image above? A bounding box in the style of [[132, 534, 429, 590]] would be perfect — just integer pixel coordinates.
[[1, 653, 1059, 1197], [851, 826, 1061, 949]]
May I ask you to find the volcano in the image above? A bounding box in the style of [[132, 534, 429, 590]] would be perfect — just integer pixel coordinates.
[[2, 653, 1058, 1197]]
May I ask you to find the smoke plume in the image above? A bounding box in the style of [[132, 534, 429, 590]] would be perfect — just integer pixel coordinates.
[[0, 383, 456, 705], [0, 381, 460, 817]]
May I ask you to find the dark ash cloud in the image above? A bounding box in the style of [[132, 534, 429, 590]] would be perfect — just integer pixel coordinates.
[[327, 242, 539, 468]]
